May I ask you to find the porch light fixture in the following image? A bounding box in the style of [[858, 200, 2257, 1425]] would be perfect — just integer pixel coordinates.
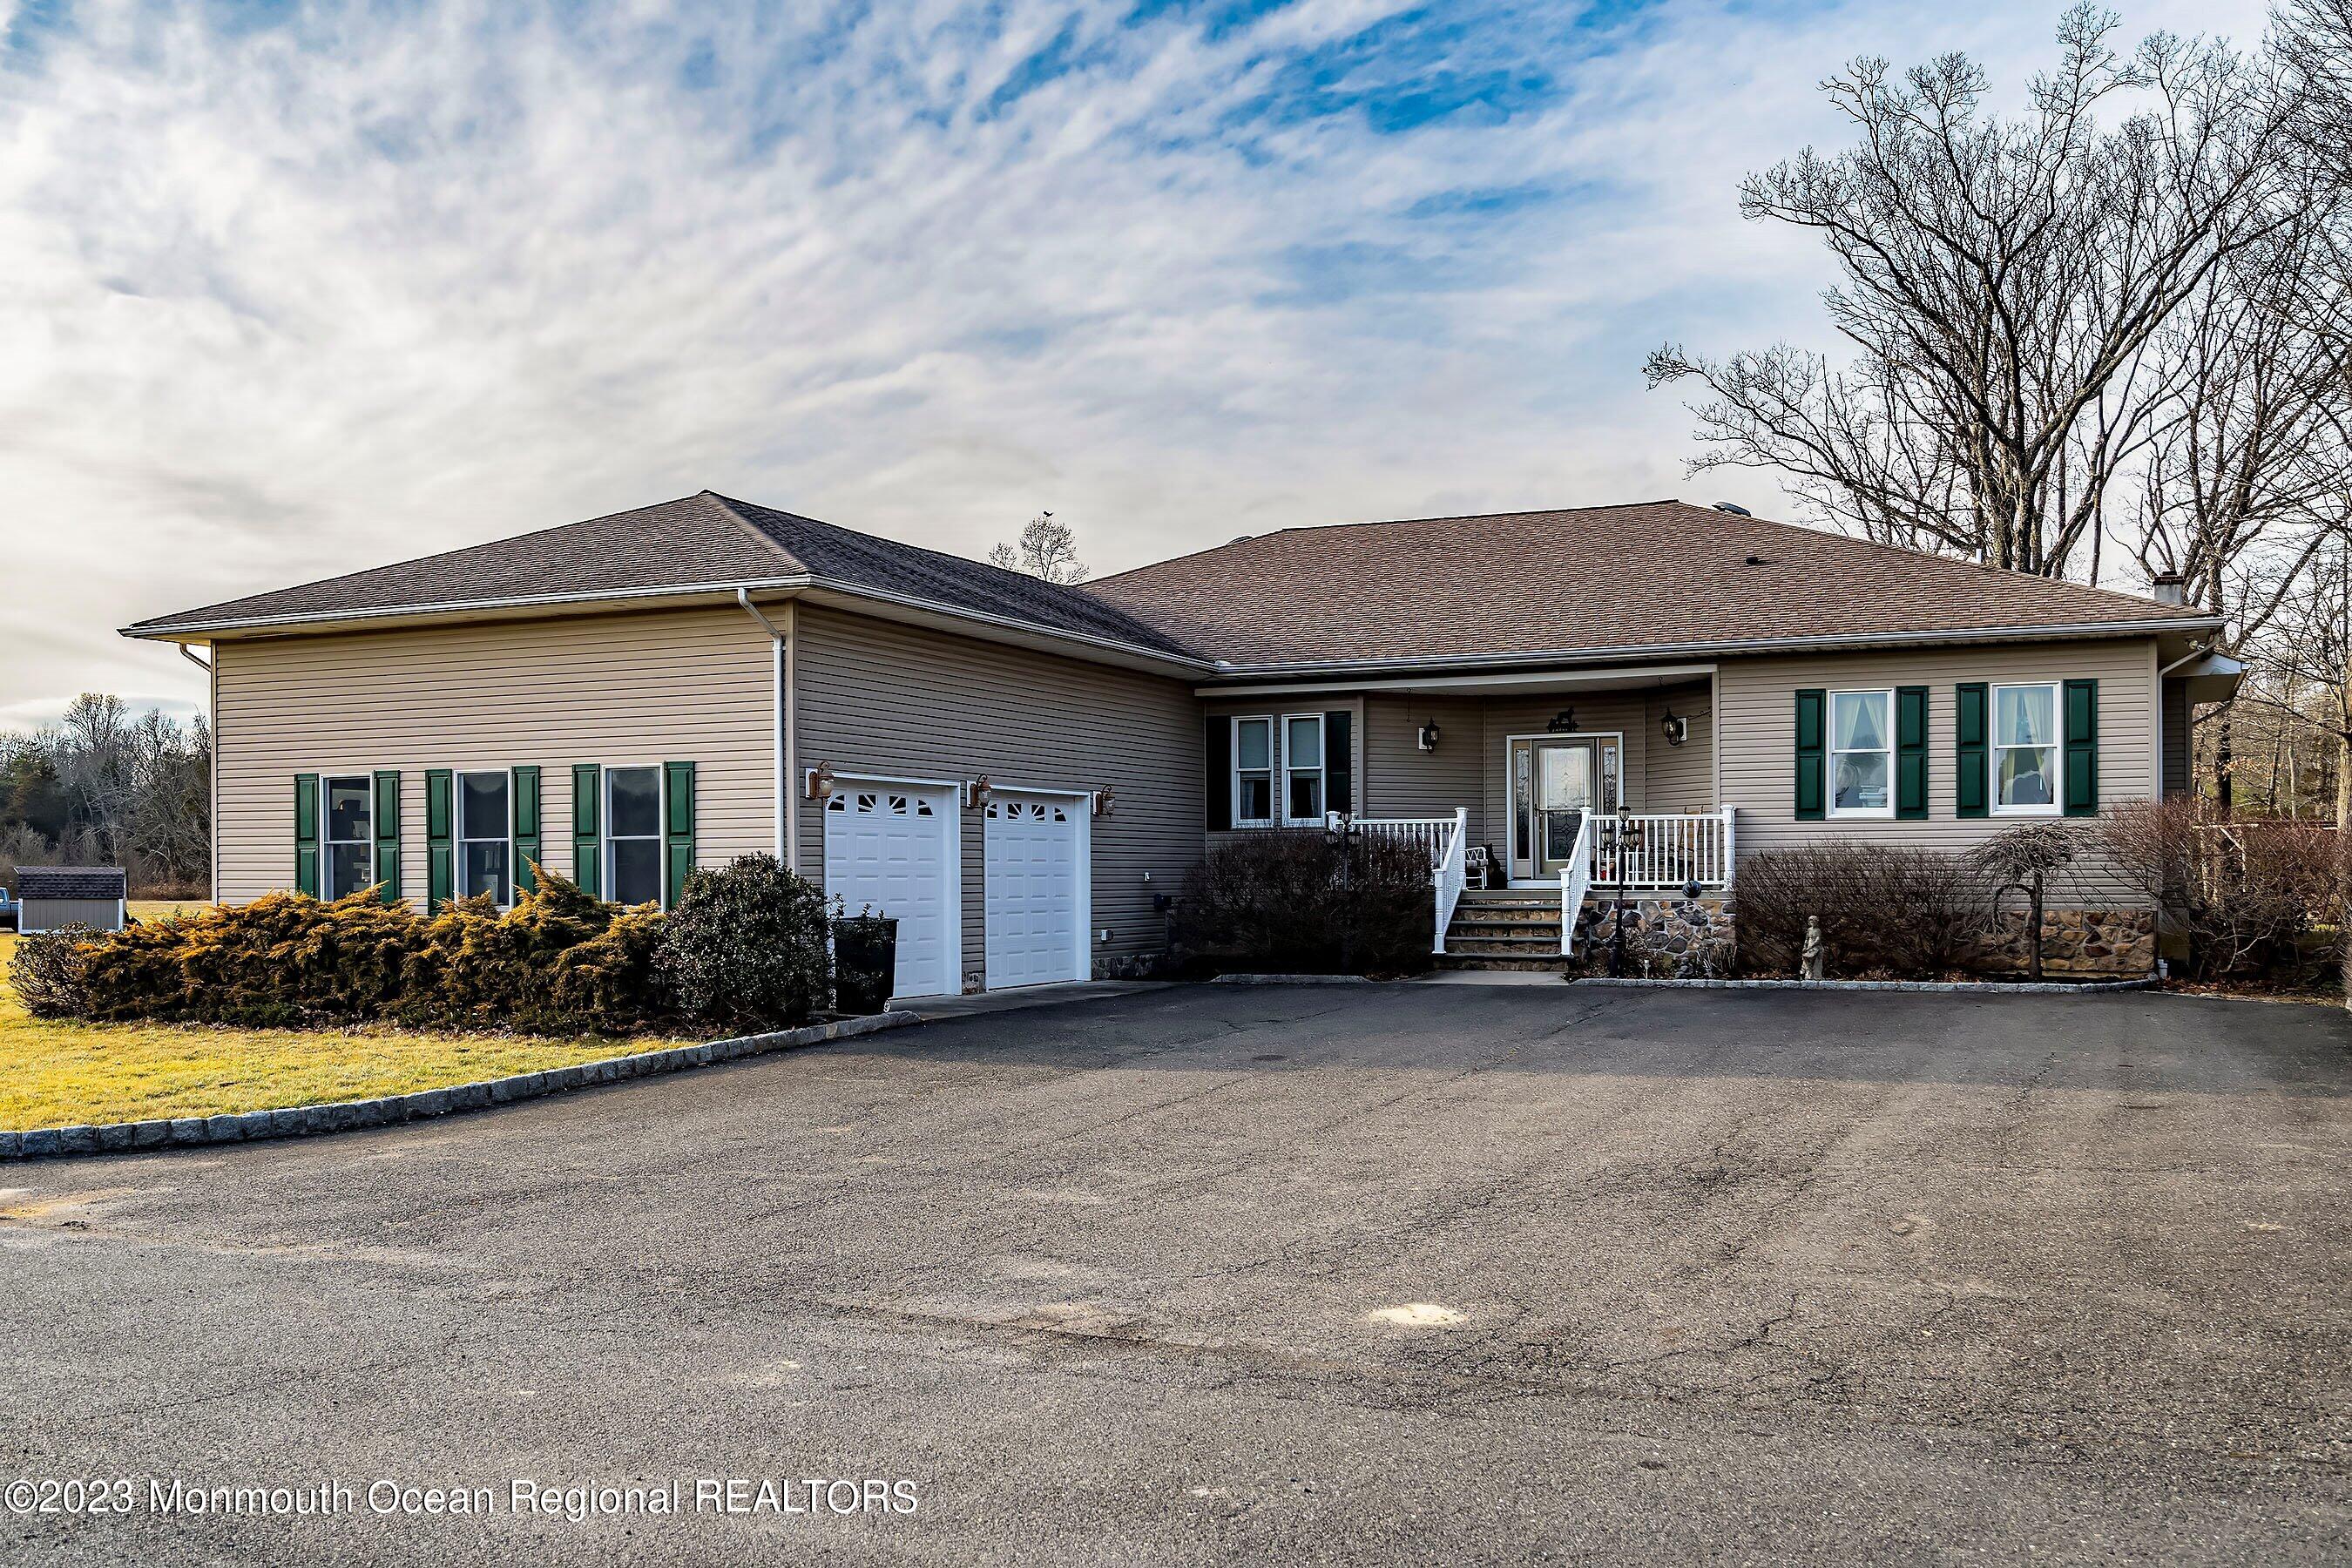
[[1660, 709, 1689, 747], [1546, 707, 1578, 734], [967, 774, 992, 808], [1093, 787, 1115, 818], [804, 761, 837, 800], [1416, 720, 1441, 753]]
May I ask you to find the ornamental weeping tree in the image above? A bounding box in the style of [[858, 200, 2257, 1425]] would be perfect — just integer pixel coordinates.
[[1645, 5, 2297, 578], [1971, 821, 2091, 980]]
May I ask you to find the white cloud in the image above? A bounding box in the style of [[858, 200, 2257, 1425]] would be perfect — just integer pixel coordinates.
[[0, 0, 2273, 724]]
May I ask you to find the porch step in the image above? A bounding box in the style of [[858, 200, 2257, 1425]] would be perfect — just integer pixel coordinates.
[[1432, 955, 1573, 973], [1450, 910, 1563, 931], [1443, 936, 1565, 957], [1456, 888, 1562, 904]]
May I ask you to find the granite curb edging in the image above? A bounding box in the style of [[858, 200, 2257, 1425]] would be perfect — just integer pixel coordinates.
[[1209, 973, 1378, 986], [1570, 977, 2159, 994], [0, 1010, 923, 1163]]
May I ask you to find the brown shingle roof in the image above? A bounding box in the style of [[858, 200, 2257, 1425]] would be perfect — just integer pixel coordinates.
[[125, 493, 2209, 667], [128, 491, 1199, 657], [1085, 502, 2205, 665]]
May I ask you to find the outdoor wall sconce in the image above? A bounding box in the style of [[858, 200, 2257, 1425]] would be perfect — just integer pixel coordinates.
[[1546, 707, 1578, 734], [804, 761, 836, 800], [1416, 720, 1441, 753], [967, 774, 992, 808], [1093, 787, 1115, 818], [1660, 709, 1689, 747]]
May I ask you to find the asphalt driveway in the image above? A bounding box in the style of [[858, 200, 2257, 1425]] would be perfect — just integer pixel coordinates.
[[3, 985, 2348, 1565]]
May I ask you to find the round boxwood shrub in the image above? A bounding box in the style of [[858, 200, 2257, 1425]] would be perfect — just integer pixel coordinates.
[[654, 855, 832, 1031]]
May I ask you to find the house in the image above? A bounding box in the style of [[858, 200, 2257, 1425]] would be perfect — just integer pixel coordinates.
[[16, 867, 129, 934], [122, 492, 2234, 994]]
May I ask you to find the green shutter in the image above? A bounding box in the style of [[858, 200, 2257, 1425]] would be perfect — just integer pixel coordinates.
[[1325, 710, 1353, 816], [2064, 679, 2099, 816], [372, 770, 402, 904], [1794, 690, 1826, 821], [572, 764, 602, 896], [663, 760, 697, 908], [1205, 716, 1232, 830], [425, 768, 454, 912], [510, 765, 542, 894], [1895, 686, 1930, 821], [294, 774, 320, 896], [1955, 683, 1989, 819]]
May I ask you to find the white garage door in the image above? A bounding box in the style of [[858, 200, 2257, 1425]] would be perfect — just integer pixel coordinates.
[[824, 784, 957, 999], [983, 790, 1086, 990]]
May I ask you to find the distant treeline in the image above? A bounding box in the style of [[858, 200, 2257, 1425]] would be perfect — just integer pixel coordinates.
[[2, 694, 210, 897]]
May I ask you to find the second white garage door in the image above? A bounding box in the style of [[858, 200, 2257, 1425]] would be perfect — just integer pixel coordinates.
[[983, 790, 1087, 990], [823, 783, 958, 999]]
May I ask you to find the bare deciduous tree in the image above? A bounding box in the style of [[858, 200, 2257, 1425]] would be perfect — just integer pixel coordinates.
[[1646, 5, 2295, 576], [1, 697, 210, 895], [989, 512, 1088, 585]]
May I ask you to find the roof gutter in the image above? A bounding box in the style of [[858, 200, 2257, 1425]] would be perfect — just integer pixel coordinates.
[[1195, 616, 2225, 684], [120, 575, 820, 639]]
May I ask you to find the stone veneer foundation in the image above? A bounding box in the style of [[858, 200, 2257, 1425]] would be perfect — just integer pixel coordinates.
[[1570, 898, 2157, 980]]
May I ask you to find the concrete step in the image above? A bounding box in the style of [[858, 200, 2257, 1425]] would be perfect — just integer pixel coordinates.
[[1449, 909, 1563, 929], [1432, 955, 1573, 973], [1448, 924, 1564, 944], [1443, 936, 1565, 957]]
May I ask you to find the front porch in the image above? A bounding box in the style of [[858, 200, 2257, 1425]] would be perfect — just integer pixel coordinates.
[[1354, 805, 1737, 963], [1205, 665, 1732, 966]]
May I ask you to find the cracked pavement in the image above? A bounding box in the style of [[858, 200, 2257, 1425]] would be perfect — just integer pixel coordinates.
[[2, 984, 2348, 1564]]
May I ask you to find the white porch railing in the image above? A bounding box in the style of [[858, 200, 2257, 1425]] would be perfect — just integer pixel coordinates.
[[1349, 811, 1469, 954], [1586, 809, 1737, 891], [1558, 814, 1594, 956]]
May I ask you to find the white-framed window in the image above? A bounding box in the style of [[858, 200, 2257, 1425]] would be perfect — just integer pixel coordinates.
[[1281, 713, 1326, 824], [322, 775, 374, 899], [1828, 689, 1895, 818], [1992, 682, 2061, 814], [456, 769, 512, 905], [605, 765, 666, 907], [1233, 716, 1274, 828]]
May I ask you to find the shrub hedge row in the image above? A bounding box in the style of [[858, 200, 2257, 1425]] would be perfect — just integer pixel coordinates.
[[10, 855, 840, 1036]]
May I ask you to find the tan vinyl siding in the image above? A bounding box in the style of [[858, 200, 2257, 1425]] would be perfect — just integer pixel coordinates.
[[213, 606, 774, 907], [1641, 680, 1714, 813], [793, 605, 1201, 987], [1362, 694, 1485, 835], [1716, 638, 2159, 901]]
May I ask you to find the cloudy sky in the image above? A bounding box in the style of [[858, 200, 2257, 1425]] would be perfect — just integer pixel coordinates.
[[0, 0, 2266, 728]]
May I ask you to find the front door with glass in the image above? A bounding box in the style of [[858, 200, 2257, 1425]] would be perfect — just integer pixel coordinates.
[[1510, 736, 1618, 882]]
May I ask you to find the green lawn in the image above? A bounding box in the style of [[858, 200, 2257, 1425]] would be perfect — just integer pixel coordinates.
[[0, 919, 692, 1132]]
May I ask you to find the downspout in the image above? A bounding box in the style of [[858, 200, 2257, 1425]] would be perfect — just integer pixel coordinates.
[[180, 643, 215, 902], [735, 590, 795, 870]]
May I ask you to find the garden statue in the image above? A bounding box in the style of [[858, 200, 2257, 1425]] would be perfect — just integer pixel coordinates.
[[1801, 916, 1826, 980]]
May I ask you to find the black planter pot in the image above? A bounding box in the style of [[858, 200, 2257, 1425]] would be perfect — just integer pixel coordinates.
[[833, 917, 899, 1014]]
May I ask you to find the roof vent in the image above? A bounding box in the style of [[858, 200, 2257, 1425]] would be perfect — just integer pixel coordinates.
[[2151, 572, 2186, 606], [1712, 501, 1752, 516], [1744, 554, 1766, 567], [1230, 535, 1254, 545]]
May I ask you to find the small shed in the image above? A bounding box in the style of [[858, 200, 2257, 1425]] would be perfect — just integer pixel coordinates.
[[16, 867, 128, 934]]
